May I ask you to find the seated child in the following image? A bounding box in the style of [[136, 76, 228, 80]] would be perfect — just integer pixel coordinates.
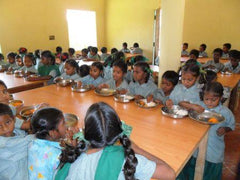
[[19, 53, 38, 75], [68, 48, 76, 60], [27, 50, 60, 84], [181, 43, 189, 57], [79, 64, 90, 77], [78, 48, 88, 60], [0, 103, 34, 180], [15, 55, 24, 70], [100, 47, 110, 61], [180, 82, 235, 180], [87, 47, 100, 61], [128, 61, 157, 100], [111, 48, 118, 54], [130, 42, 143, 55], [0, 53, 7, 71], [202, 48, 224, 72], [56, 52, 69, 74], [28, 107, 67, 180], [120, 42, 130, 53], [153, 71, 179, 104], [56, 59, 80, 80], [56, 102, 175, 180], [6, 52, 18, 72], [55, 46, 63, 57], [222, 43, 231, 59], [189, 49, 199, 60], [34, 49, 43, 69], [99, 60, 128, 92], [223, 50, 240, 73], [199, 44, 208, 57], [18, 47, 28, 60], [75, 62, 105, 88]]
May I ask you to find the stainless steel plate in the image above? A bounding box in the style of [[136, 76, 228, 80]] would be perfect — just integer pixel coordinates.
[[114, 94, 134, 103], [161, 105, 188, 118], [55, 78, 73, 87], [221, 71, 232, 75], [64, 113, 79, 127], [71, 84, 91, 93], [95, 88, 116, 96], [20, 106, 36, 119], [135, 99, 158, 108]]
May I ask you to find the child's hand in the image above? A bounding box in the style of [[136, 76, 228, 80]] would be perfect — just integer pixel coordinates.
[[192, 105, 205, 113], [134, 95, 144, 100], [98, 84, 109, 89], [166, 99, 173, 108], [155, 99, 163, 105], [147, 94, 153, 103], [20, 118, 31, 131], [217, 127, 226, 136]]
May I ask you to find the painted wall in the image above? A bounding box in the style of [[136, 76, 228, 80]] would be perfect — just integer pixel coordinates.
[[105, 0, 161, 61], [183, 0, 240, 57], [0, 0, 105, 55]]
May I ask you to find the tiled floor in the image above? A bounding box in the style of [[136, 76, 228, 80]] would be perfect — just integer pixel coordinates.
[[222, 97, 240, 180]]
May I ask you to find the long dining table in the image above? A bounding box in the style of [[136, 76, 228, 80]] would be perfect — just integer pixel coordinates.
[[180, 57, 229, 64], [14, 85, 209, 179], [0, 72, 48, 93]]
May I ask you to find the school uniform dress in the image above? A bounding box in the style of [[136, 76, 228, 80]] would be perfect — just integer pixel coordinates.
[[103, 66, 113, 80], [130, 47, 143, 55], [88, 54, 100, 61], [105, 79, 129, 90], [9, 104, 24, 129], [7, 62, 19, 71], [120, 48, 130, 53], [199, 51, 208, 57], [65, 148, 156, 180], [169, 83, 201, 104], [58, 63, 65, 74], [76, 75, 105, 87], [19, 65, 38, 73], [35, 58, 43, 70], [202, 60, 225, 72], [223, 62, 240, 73], [222, 52, 229, 59], [60, 72, 80, 80], [0, 129, 34, 180], [28, 139, 62, 180], [100, 53, 110, 61], [78, 56, 88, 60], [153, 88, 169, 104], [181, 50, 189, 56], [128, 80, 157, 98]]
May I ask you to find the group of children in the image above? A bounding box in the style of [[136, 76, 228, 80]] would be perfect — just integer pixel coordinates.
[[0, 42, 238, 179]]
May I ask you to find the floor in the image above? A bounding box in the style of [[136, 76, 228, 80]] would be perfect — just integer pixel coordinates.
[[222, 97, 240, 180]]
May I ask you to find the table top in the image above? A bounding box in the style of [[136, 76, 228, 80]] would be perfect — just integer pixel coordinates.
[[180, 57, 229, 64], [217, 73, 240, 89], [14, 85, 209, 174]]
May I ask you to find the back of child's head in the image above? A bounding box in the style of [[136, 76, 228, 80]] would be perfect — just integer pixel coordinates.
[[0, 53, 4, 60], [79, 64, 90, 77], [111, 48, 118, 54], [81, 48, 88, 55], [133, 43, 139, 48], [199, 70, 217, 84], [91, 61, 103, 72], [25, 53, 36, 65], [56, 46, 62, 53], [18, 47, 27, 54], [101, 47, 107, 53], [189, 49, 199, 59], [200, 44, 207, 51], [87, 46, 92, 52], [183, 43, 188, 48], [200, 82, 224, 100], [7, 52, 17, 60], [134, 61, 151, 83], [68, 48, 75, 55], [0, 80, 7, 89], [41, 50, 56, 65], [65, 59, 80, 74], [182, 61, 200, 77], [213, 48, 223, 56], [162, 71, 179, 86], [34, 49, 41, 59], [91, 47, 98, 54], [229, 50, 240, 59], [223, 43, 231, 50], [0, 103, 14, 119], [123, 42, 128, 47], [131, 55, 145, 65], [113, 60, 127, 74], [103, 51, 125, 67], [31, 107, 64, 140]]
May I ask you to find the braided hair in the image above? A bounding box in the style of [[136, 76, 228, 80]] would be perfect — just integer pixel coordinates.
[[133, 61, 151, 83], [65, 59, 80, 75]]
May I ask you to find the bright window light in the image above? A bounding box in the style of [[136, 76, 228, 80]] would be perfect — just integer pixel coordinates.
[[66, 9, 97, 51]]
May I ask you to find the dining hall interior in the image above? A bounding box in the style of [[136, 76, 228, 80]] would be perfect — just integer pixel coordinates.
[[0, 0, 240, 180]]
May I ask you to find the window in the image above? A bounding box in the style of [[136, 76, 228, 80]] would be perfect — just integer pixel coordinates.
[[66, 10, 97, 51]]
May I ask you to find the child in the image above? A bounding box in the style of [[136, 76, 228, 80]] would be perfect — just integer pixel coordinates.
[[56, 102, 175, 180], [6, 52, 18, 72], [202, 48, 224, 72], [27, 50, 60, 83], [78, 48, 88, 60], [189, 49, 199, 60], [222, 43, 231, 59], [18, 47, 28, 60], [34, 49, 43, 69], [199, 44, 208, 57], [56, 59, 80, 80], [28, 107, 67, 180], [166, 62, 201, 109], [130, 42, 143, 55], [99, 60, 128, 92], [111, 48, 118, 54], [181, 82, 235, 180], [56, 52, 69, 74], [223, 50, 240, 73], [19, 53, 38, 75], [79, 64, 90, 77], [56, 46, 63, 57], [120, 42, 130, 53], [0, 103, 34, 180], [153, 71, 179, 105], [15, 54, 24, 69], [128, 62, 157, 99], [87, 47, 100, 61], [68, 48, 76, 60], [181, 43, 189, 57], [100, 47, 110, 61], [0, 53, 6, 66], [75, 62, 104, 88]]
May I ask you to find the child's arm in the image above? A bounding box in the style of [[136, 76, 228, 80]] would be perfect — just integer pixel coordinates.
[[217, 127, 232, 136], [179, 101, 205, 113]]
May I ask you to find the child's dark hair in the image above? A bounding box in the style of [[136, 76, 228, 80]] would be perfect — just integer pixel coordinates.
[[101, 47, 107, 53], [229, 50, 240, 59], [103, 52, 125, 67], [59, 102, 138, 180], [182, 61, 200, 77], [34, 49, 41, 59], [31, 107, 64, 139], [134, 61, 151, 83], [56, 46, 62, 53], [15, 54, 21, 60], [61, 52, 69, 62], [162, 71, 179, 86], [81, 48, 88, 55], [68, 48, 75, 55], [87, 46, 92, 52], [79, 64, 90, 77], [0, 80, 7, 89], [18, 47, 27, 54], [199, 70, 217, 84], [7, 52, 17, 60], [65, 59, 80, 74], [91, 61, 103, 73], [0, 103, 14, 119], [113, 60, 127, 74], [111, 48, 118, 54], [0, 53, 4, 60], [213, 48, 223, 56], [91, 47, 98, 54], [123, 42, 128, 47], [200, 44, 207, 51], [41, 50, 56, 65], [200, 82, 224, 101], [25, 53, 36, 65], [133, 43, 139, 48], [223, 43, 231, 50], [183, 43, 188, 47], [189, 49, 199, 59]]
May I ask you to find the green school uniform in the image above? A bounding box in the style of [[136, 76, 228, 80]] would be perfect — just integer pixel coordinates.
[[38, 65, 60, 77]]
